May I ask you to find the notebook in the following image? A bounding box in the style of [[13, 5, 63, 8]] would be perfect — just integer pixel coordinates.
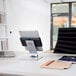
[[41, 60, 72, 69]]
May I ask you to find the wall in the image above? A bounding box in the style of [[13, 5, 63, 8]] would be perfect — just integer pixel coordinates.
[[5, 0, 50, 51]]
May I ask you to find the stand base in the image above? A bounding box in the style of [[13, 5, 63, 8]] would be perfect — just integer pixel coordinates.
[[30, 56, 43, 61]]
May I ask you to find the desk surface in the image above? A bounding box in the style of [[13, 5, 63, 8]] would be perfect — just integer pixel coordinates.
[[0, 51, 76, 76]]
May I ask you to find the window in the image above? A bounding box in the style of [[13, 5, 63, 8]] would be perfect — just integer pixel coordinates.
[[50, 2, 76, 50], [52, 4, 69, 13]]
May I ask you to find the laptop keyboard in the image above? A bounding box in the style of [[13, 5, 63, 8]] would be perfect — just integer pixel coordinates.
[[59, 56, 76, 62]]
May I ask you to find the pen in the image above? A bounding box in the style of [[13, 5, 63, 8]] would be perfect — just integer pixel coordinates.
[[46, 60, 55, 66]]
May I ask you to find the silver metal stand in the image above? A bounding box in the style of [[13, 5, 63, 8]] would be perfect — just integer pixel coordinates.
[[26, 40, 42, 60]]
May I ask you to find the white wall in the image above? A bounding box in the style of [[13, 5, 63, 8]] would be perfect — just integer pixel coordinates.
[[46, 0, 62, 3], [5, 0, 50, 51]]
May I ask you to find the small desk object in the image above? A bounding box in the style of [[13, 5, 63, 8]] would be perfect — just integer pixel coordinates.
[[0, 51, 15, 57]]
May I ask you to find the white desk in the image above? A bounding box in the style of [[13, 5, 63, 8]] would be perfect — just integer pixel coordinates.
[[0, 51, 76, 76]]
